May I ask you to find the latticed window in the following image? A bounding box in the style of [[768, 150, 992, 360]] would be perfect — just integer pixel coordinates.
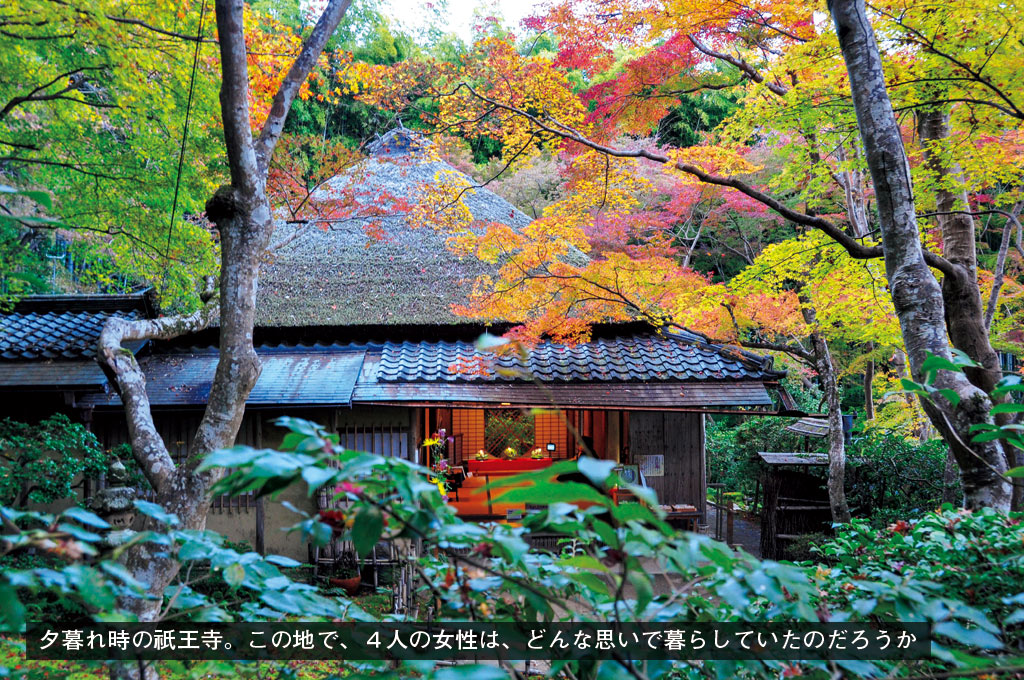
[[483, 408, 535, 457]]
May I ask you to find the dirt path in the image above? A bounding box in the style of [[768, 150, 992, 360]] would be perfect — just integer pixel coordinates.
[[706, 505, 762, 558]]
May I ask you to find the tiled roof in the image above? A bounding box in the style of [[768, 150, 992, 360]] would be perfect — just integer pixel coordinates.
[[81, 347, 368, 407], [373, 333, 777, 383], [0, 309, 141, 360]]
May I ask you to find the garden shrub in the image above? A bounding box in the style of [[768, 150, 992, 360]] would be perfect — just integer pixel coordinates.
[[0, 414, 110, 508], [706, 415, 805, 506], [817, 507, 1024, 654], [784, 531, 831, 562], [0, 417, 1020, 680], [706, 379, 821, 506], [845, 430, 957, 525]]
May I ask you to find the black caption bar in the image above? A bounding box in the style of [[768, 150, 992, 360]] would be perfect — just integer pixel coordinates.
[[27, 622, 931, 661]]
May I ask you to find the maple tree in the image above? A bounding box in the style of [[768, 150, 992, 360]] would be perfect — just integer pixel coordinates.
[[353, 0, 1024, 510]]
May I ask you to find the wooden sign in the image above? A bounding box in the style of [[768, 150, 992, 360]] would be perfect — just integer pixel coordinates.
[[638, 454, 664, 477]]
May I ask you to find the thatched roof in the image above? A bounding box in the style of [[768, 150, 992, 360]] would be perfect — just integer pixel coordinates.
[[257, 129, 533, 327]]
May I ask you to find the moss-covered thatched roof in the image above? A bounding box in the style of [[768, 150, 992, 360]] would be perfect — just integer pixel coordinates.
[[257, 129, 533, 327]]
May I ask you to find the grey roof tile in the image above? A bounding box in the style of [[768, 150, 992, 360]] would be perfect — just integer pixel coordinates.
[[375, 333, 776, 383], [0, 309, 140, 360]]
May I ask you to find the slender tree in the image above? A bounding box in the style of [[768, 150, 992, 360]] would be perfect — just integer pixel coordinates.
[[828, 0, 1012, 509], [97, 1, 352, 676]]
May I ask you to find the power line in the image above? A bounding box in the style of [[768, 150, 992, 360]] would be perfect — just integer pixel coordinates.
[[162, 0, 208, 289]]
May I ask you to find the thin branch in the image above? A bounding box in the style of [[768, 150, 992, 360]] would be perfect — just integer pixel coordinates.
[[0, 66, 109, 120], [105, 15, 218, 43], [983, 203, 1023, 329], [687, 35, 789, 96], [455, 82, 957, 276]]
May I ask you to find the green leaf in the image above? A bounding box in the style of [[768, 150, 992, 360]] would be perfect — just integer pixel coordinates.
[[265, 554, 302, 568], [0, 584, 27, 631], [351, 506, 385, 559], [224, 563, 245, 588], [57, 523, 103, 542], [993, 375, 1024, 397], [62, 506, 111, 529], [628, 569, 654, 613], [949, 348, 982, 368], [1004, 608, 1024, 625], [198, 446, 264, 471], [474, 333, 510, 351], [935, 388, 961, 407], [498, 481, 609, 506], [1006, 466, 1024, 479], [990, 403, 1024, 414], [579, 457, 616, 487], [558, 555, 609, 572], [301, 465, 337, 494], [133, 500, 179, 526], [921, 354, 962, 377], [898, 378, 927, 393], [934, 621, 1003, 650], [566, 570, 611, 598], [0, 185, 52, 209]]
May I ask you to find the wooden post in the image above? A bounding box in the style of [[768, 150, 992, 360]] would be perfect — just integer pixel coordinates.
[[255, 416, 265, 555], [727, 501, 735, 546]]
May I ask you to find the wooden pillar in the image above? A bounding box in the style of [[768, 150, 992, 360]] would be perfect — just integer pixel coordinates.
[[410, 408, 422, 466], [255, 415, 265, 555], [606, 411, 621, 462]]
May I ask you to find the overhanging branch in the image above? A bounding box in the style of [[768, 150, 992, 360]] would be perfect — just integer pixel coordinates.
[[97, 300, 218, 494], [456, 83, 956, 276]]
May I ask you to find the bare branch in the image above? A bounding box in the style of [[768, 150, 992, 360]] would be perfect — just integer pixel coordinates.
[[0, 66, 109, 121], [456, 83, 958, 275], [212, 0, 262, 196], [104, 15, 218, 43]]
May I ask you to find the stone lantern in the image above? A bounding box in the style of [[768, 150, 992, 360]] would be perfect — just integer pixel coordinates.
[[88, 460, 137, 529]]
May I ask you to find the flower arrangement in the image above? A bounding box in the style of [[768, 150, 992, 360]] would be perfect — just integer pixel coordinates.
[[503, 446, 519, 459], [530, 448, 544, 459], [474, 449, 489, 461], [422, 429, 453, 498]]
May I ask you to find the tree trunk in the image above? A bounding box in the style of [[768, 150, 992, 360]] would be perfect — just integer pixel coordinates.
[[803, 306, 851, 523], [101, 2, 353, 678], [916, 109, 1003, 395], [863, 342, 875, 421], [829, 0, 1012, 510]]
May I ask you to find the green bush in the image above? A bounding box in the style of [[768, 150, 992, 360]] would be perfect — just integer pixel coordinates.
[[846, 430, 957, 525], [483, 408, 534, 456], [2, 417, 1020, 680], [706, 415, 805, 503], [706, 378, 821, 505], [0, 413, 110, 508], [816, 506, 1024, 656]]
